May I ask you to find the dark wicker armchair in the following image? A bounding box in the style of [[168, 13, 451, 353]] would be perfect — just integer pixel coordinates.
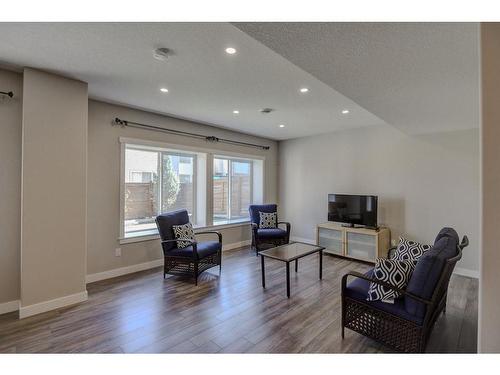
[[249, 204, 290, 255], [155, 209, 222, 285], [341, 227, 468, 353]]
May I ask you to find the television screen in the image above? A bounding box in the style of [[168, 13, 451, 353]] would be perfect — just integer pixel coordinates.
[[328, 194, 378, 228]]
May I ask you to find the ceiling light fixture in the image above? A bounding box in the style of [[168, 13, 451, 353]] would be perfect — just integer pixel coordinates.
[[225, 47, 237, 55], [153, 47, 171, 61], [233, 110, 239, 114], [279, 124, 285, 128], [342, 109, 350, 114], [300, 87, 309, 93], [160, 88, 169, 93]]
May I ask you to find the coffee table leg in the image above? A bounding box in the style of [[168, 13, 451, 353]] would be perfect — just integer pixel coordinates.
[[319, 249, 323, 280], [286, 261, 290, 298], [295, 259, 298, 272], [261, 255, 265, 288]]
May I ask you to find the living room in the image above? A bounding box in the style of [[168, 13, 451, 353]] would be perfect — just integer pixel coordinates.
[[1, 1, 500, 372]]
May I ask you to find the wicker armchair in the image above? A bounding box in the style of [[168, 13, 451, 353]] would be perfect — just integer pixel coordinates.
[[249, 204, 291, 255], [155, 209, 222, 285], [341, 228, 468, 353]]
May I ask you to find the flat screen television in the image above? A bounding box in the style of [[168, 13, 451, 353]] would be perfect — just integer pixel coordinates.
[[328, 194, 378, 228]]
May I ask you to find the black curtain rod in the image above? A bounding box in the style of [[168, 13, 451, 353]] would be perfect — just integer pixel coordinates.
[[113, 117, 270, 150], [0, 91, 14, 98]]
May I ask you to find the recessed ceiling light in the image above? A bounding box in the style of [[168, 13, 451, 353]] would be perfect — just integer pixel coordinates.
[[160, 88, 169, 93], [233, 110, 239, 114], [225, 47, 237, 55], [342, 109, 350, 114], [279, 124, 285, 128], [300, 87, 309, 93]]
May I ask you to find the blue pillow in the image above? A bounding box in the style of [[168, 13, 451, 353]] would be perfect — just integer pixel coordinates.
[[405, 235, 458, 318]]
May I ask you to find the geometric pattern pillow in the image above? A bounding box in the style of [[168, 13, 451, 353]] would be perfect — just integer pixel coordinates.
[[367, 258, 415, 304], [392, 236, 432, 264], [259, 211, 277, 229], [172, 222, 195, 249]]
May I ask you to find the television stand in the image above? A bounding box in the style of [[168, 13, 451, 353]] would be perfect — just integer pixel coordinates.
[[316, 222, 390, 263]]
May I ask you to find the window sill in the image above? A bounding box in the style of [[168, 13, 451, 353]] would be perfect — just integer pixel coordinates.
[[118, 221, 251, 245]]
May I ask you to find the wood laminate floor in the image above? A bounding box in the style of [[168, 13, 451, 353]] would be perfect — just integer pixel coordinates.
[[0, 246, 478, 353]]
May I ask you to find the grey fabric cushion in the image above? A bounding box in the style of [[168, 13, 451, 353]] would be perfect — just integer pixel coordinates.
[[168, 241, 221, 259], [405, 228, 459, 318], [249, 204, 277, 226], [259, 211, 277, 228], [345, 270, 423, 325], [367, 258, 415, 303], [172, 222, 195, 249], [256, 228, 287, 239], [405, 228, 459, 317], [156, 209, 190, 252]]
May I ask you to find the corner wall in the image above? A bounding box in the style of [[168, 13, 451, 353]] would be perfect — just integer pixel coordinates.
[[0, 69, 22, 312], [479, 22, 500, 353], [20, 68, 88, 316], [279, 124, 479, 276]]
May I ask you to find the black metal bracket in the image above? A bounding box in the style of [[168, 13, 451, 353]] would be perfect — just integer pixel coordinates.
[[0, 91, 14, 98]]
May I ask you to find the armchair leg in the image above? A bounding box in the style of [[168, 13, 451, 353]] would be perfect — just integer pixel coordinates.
[[194, 262, 199, 286]]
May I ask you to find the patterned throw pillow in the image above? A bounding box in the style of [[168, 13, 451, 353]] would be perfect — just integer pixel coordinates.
[[393, 237, 432, 263], [172, 222, 195, 249], [367, 258, 415, 303], [259, 211, 277, 228]]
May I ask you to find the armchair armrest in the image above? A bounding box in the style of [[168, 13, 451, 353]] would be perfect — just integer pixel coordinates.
[[341, 271, 432, 305], [195, 231, 222, 243], [277, 221, 291, 229]]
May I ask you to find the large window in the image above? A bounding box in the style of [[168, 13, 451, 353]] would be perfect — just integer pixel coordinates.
[[120, 139, 264, 240], [123, 145, 196, 237], [213, 157, 252, 225]]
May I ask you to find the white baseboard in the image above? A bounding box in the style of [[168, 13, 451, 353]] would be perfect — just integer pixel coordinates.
[[19, 291, 88, 319], [290, 236, 315, 245], [86, 239, 252, 284], [0, 300, 19, 315], [223, 240, 251, 251], [454, 267, 479, 279], [86, 259, 164, 283]]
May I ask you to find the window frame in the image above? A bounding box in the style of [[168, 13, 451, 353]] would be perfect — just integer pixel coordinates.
[[119, 137, 266, 243], [212, 155, 254, 225], [120, 141, 199, 240]]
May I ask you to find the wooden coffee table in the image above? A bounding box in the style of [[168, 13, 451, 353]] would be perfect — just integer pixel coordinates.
[[259, 242, 325, 298]]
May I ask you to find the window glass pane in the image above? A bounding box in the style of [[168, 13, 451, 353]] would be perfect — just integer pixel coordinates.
[[230, 160, 251, 221], [213, 158, 229, 225], [124, 148, 159, 236], [161, 153, 195, 220]]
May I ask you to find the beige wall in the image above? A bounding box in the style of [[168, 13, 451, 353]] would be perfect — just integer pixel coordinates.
[[279, 124, 479, 275], [20, 69, 88, 308], [480, 23, 500, 352], [0, 69, 22, 305], [87, 100, 278, 275]]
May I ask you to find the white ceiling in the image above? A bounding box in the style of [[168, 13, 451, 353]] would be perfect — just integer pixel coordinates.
[[235, 22, 480, 134], [0, 22, 385, 140], [0, 23, 480, 139]]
